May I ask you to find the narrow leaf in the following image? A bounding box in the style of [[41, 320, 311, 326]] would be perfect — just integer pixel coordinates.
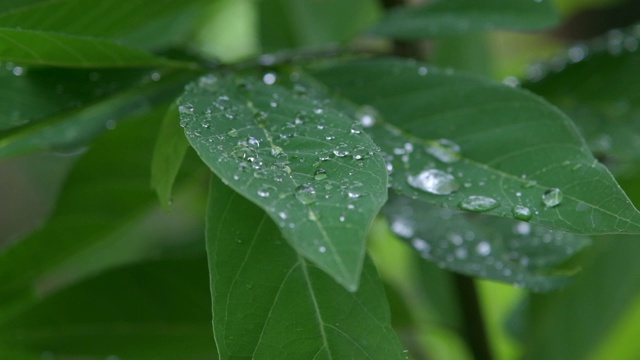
[[179, 74, 388, 290], [368, 0, 560, 39], [0, 28, 191, 68], [309, 58, 640, 234], [207, 176, 405, 359], [151, 103, 190, 209]]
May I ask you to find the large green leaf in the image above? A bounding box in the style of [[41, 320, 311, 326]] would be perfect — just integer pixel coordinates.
[[384, 195, 590, 292], [524, 28, 640, 177], [0, 70, 196, 159], [0, 28, 191, 68], [0, 257, 217, 359], [179, 74, 388, 290], [309, 58, 640, 234], [0, 0, 208, 50], [368, 0, 560, 39], [207, 176, 405, 359], [258, 0, 380, 51]]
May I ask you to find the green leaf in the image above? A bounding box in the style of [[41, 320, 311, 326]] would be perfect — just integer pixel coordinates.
[[524, 28, 640, 177], [368, 0, 560, 39], [179, 74, 388, 290], [207, 175, 405, 359], [0, 257, 218, 359], [0, 28, 191, 68], [151, 103, 191, 209], [0, 69, 195, 159], [384, 194, 590, 291], [309, 58, 640, 234], [258, 0, 380, 51], [0, 0, 207, 50], [0, 108, 163, 300]]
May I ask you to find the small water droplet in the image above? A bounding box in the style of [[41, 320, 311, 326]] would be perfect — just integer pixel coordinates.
[[514, 222, 531, 235], [263, 72, 276, 85], [412, 238, 429, 252], [407, 169, 460, 195], [476, 241, 491, 256], [455, 247, 468, 259], [227, 128, 238, 137], [417, 66, 428, 76], [392, 219, 414, 238], [319, 246, 327, 253], [356, 106, 378, 128], [426, 139, 461, 163], [512, 205, 533, 221], [542, 188, 563, 207], [459, 196, 499, 212], [295, 184, 316, 205], [314, 168, 328, 180]]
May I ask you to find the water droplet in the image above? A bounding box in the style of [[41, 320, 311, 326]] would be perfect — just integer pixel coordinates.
[[522, 179, 537, 188], [426, 139, 461, 163], [314, 168, 328, 180], [347, 191, 360, 199], [356, 106, 378, 128], [455, 247, 468, 259], [459, 196, 499, 212], [257, 184, 274, 198], [512, 205, 533, 221], [227, 128, 238, 137], [262, 72, 276, 85], [295, 184, 316, 205], [476, 241, 491, 256], [319, 246, 327, 253], [391, 219, 414, 238], [514, 222, 531, 235], [412, 238, 429, 252], [407, 169, 460, 195], [542, 188, 563, 207], [333, 149, 349, 157], [417, 66, 428, 76]]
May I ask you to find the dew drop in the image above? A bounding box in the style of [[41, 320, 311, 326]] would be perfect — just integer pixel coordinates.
[[391, 219, 414, 238], [295, 184, 316, 205], [262, 72, 276, 85], [426, 139, 461, 163], [314, 168, 328, 180], [542, 188, 563, 207], [407, 169, 460, 195], [512, 205, 533, 221], [227, 128, 238, 137], [356, 106, 378, 128], [514, 222, 531, 236], [412, 238, 429, 252], [476, 241, 491, 256], [319, 246, 327, 253], [459, 196, 499, 212]]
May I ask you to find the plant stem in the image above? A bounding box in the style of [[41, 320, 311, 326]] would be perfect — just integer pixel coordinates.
[[453, 273, 493, 360]]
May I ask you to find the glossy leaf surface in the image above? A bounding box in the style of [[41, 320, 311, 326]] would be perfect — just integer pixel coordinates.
[[384, 195, 590, 292], [309, 58, 640, 234], [180, 74, 388, 290], [369, 0, 560, 39], [207, 176, 405, 359]]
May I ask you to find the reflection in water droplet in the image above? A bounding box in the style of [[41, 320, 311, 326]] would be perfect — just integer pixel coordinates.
[[458, 196, 499, 212], [426, 139, 461, 163], [512, 205, 533, 221], [295, 184, 316, 205], [407, 169, 460, 195], [542, 188, 563, 207], [476, 241, 491, 256]]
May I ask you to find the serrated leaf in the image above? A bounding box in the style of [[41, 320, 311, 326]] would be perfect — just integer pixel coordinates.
[[0, 28, 191, 68], [207, 176, 405, 359], [384, 194, 590, 292], [368, 0, 560, 39], [151, 103, 190, 209], [524, 28, 640, 177], [179, 74, 388, 290], [0, 70, 195, 159], [0, 257, 218, 359], [309, 58, 640, 234]]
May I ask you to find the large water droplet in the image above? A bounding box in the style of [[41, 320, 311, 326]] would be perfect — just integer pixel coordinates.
[[407, 169, 460, 195], [295, 184, 316, 205], [512, 205, 533, 221], [426, 139, 461, 163], [314, 168, 328, 180], [459, 196, 499, 212], [542, 188, 563, 207]]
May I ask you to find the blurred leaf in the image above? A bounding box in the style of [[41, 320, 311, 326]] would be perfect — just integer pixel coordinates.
[[369, 0, 560, 39], [207, 176, 405, 359], [0, 0, 208, 50], [524, 28, 640, 176], [309, 58, 640, 235], [0, 257, 217, 359], [0, 67, 155, 131], [179, 74, 388, 291], [258, 0, 380, 51], [0, 107, 164, 301], [384, 195, 590, 291], [151, 103, 191, 209], [0, 28, 192, 68], [0, 70, 196, 159]]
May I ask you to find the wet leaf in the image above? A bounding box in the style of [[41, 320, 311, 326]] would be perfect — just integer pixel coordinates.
[[309, 58, 640, 235], [179, 74, 388, 290], [207, 176, 405, 359], [384, 195, 590, 292], [368, 0, 560, 39]]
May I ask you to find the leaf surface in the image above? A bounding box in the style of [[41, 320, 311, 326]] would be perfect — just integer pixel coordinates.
[[207, 176, 405, 359], [0, 28, 190, 68], [179, 74, 388, 290], [368, 0, 560, 39], [309, 58, 640, 234]]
